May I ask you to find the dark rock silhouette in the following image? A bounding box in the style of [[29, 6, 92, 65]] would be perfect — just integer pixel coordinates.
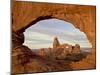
[[53, 37, 60, 49]]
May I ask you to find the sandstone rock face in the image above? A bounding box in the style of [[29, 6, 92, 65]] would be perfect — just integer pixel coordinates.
[[68, 45, 73, 54], [50, 38, 81, 60], [53, 37, 60, 49], [12, 0, 96, 74], [12, 45, 35, 73], [12, 0, 96, 55], [12, 1, 96, 48], [38, 48, 47, 57], [12, 31, 24, 49], [72, 44, 80, 55]]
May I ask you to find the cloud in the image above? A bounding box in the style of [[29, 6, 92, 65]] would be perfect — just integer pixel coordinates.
[[28, 25, 87, 42], [25, 38, 52, 44], [24, 19, 92, 49]]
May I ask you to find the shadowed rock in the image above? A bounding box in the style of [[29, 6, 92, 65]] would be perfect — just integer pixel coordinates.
[[53, 37, 60, 49]]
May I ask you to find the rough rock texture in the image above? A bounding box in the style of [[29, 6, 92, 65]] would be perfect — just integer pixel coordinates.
[[72, 44, 80, 55], [53, 37, 60, 48], [38, 48, 47, 57], [12, 1, 96, 51], [12, 1, 96, 43], [12, 0, 96, 74]]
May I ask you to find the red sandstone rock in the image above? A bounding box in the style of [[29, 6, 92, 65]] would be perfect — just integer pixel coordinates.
[[38, 48, 47, 57], [53, 37, 60, 49], [71, 44, 80, 55], [12, 1, 96, 74]]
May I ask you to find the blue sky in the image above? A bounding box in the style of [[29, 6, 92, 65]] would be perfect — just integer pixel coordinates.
[[23, 19, 92, 49]]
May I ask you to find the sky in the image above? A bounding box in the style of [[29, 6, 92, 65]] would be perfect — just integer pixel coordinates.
[[23, 19, 92, 49]]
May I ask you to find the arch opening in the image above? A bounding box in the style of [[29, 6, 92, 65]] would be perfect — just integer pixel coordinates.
[[23, 19, 92, 52]]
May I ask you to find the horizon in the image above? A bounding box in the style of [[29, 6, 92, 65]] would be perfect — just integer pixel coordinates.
[[23, 19, 92, 49]]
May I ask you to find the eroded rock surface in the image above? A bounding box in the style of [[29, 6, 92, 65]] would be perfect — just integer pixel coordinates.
[[12, 0, 96, 74]]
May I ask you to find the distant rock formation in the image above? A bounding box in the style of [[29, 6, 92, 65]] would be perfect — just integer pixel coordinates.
[[71, 44, 80, 55], [38, 48, 47, 57], [52, 37, 81, 59], [12, 2, 96, 73], [53, 37, 60, 49]]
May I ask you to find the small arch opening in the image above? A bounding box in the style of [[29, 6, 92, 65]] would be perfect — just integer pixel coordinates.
[[23, 19, 92, 52]]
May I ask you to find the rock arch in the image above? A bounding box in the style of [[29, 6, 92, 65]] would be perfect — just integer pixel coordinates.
[[12, 1, 96, 73], [12, 1, 96, 48]]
